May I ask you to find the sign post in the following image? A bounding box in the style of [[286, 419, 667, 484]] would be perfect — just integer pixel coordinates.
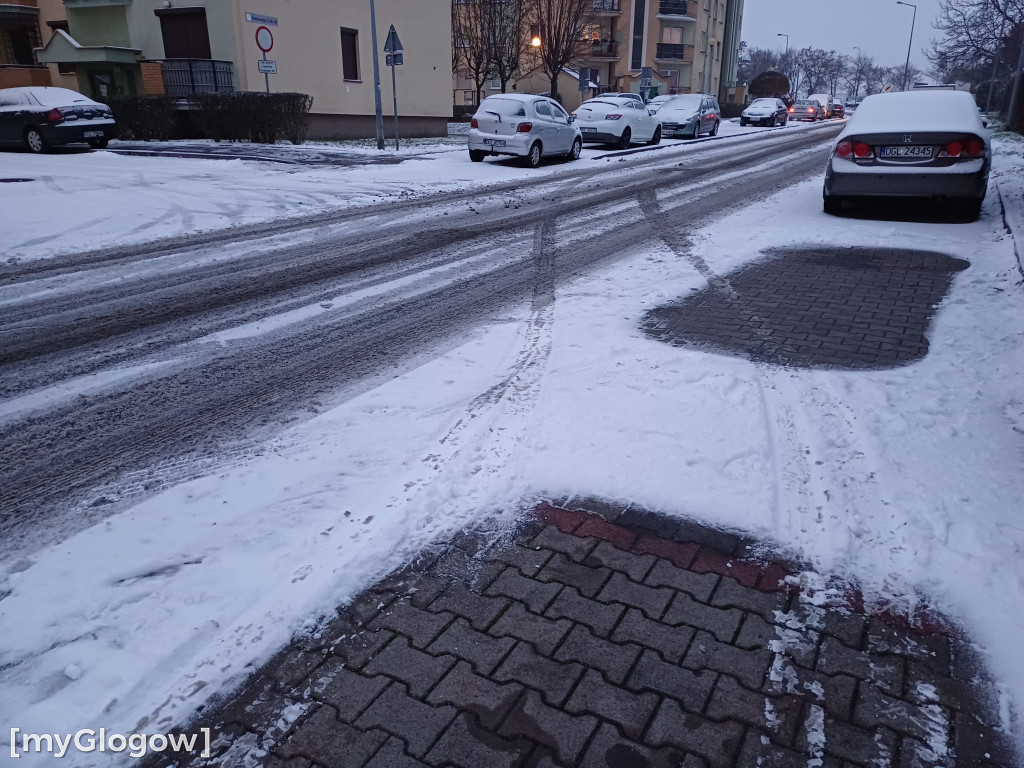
[[640, 66, 653, 102], [369, 0, 385, 150], [384, 25, 403, 151], [255, 25, 274, 93]]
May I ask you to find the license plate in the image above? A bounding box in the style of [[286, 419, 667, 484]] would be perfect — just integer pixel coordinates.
[[580, 127, 596, 132], [879, 145, 933, 158], [482, 139, 505, 147], [84, 130, 104, 138]]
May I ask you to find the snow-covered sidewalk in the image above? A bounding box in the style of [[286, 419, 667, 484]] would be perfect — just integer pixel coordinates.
[[1, 130, 1023, 765]]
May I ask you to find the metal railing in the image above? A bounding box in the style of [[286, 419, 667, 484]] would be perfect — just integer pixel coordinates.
[[655, 43, 694, 62], [658, 0, 692, 16], [156, 59, 234, 98], [586, 41, 620, 58], [593, 0, 621, 12]]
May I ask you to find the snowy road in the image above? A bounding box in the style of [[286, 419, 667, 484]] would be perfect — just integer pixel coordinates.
[[0, 124, 842, 556]]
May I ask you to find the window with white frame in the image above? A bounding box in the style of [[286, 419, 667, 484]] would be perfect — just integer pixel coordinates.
[[661, 26, 683, 44]]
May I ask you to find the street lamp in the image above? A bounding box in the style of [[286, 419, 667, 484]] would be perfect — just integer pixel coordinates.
[[896, 1, 917, 91], [777, 33, 789, 56], [530, 25, 542, 48]]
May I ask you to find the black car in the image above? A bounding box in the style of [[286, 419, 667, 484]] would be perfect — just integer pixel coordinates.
[[832, 99, 846, 118], [0, 86, 118, 153], [739, 98, 789, 127]]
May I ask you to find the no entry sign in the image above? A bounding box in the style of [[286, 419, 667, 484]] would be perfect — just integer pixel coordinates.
[[255, 26, 274, 53]]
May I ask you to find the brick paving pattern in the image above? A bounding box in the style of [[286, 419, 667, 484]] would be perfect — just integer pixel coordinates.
[[146, 499, 1016, 768], [643, 248, 970, 369]]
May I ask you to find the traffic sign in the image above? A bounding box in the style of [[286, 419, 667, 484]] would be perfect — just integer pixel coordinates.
[[384, 25, 403, 54], [255, 26, 274, 53], [386, 52, 403, 66], [257, 59, 277, 74], [882, 83, 895, 93]]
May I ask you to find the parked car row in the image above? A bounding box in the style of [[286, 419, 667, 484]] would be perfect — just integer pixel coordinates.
[[467, 92, 724, 165]]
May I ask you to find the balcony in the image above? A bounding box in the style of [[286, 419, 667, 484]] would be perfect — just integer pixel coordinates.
[[154, 59, 234, 98], [592, 0, 622, 14], [657, 0, 695, 20], [654, 43, 694, 63], [583, 41, 619, 60]]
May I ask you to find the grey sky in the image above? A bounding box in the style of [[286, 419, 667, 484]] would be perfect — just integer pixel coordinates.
[[740, 0, 943, 75]]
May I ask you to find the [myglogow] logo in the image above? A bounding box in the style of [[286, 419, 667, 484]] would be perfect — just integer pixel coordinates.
[[9, 727, 211, 759]]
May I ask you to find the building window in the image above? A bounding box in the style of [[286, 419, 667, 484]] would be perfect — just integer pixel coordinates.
[[155, 7, 212, 59], [661, 27, 682, 45], [630, 0, 646, 70], [340, 27, 359, 81], [700, 31, 707, 51]]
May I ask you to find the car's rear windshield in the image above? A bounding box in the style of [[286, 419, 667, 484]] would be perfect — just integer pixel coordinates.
[[795, 100, 815, 105], [479, 98, 527, 117]]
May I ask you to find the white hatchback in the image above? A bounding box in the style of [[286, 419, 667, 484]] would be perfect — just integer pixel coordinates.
[[468, 94, 582, 168], [572, 96, 662, 149]]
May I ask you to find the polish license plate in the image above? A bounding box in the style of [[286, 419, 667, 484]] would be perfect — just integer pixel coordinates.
[[482, 138, 505, 147], [580, 127, 596, 132], [84, 130, 104, 138], [879, 145, 933, 158]]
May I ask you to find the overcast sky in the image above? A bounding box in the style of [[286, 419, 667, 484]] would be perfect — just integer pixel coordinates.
[[741, 0, 943, 75]]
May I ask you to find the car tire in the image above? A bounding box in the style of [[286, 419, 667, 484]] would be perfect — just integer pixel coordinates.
[[25, 127, 47, 154], [567, 138, 582, 161], [647, 126, 661, 145], [615, 128, 631, 150], [524, 142, 542, 168], [740, 118, 747, 127], [782, 115, 788, 125], [87, 138, 109, 149], [469, 149, 486, 162], [823, 195, 843, 215], [709, 120, 719, 136], [958, 198, 983, 221]]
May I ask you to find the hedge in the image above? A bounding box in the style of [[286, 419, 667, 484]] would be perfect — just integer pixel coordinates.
[[107, 95, 177, 141], [188, 92, 314, 144]]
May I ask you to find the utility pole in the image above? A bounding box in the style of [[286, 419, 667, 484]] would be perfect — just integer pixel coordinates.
[[896, 1, 917, 91], [370, 0, 385, 150], [1008, 31, 1024, 131], [852, 46, 862, 99]]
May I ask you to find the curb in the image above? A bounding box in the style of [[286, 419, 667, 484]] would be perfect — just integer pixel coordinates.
[[997, 181, 1024, 282]]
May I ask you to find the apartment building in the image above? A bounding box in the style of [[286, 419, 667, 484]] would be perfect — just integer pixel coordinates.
[[24, 0, 451, 139], [457, 0, 732, 114]]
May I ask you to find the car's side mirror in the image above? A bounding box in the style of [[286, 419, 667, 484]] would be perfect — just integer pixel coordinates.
[[649, 109, 656, 115], [568, 114, 576, 123]]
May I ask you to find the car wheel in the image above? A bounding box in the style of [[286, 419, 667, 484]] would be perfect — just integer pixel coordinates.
[[24, 127, 47, 154], [524, 142, 542, 168], [647, 125, 661, 146], [823, 195, 843, 215], [469, 149, 486, 162], [709, 120, 719, 136], [740, 118, 747, 127], [958, 198, 983, 221], [87, 138, 109, 149], [615, 128, 631, 150], [567, 138, 582, 161], [782, 115, 788, 125]]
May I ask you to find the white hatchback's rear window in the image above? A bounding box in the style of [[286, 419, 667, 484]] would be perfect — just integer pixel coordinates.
[[479, 98, 527, 117]]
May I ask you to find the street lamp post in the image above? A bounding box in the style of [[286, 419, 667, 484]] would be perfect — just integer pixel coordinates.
[[852, 46, 862, 99], [369, 0, 385, 149], [896, 1, 917, 92], [777, 32, 789, 56]]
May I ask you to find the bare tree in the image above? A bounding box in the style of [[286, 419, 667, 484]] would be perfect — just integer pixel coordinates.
[[453, 0, 494, 107], [526, 0, 597, 102], [844, 53, 874, 100], [487, 0, 528, 93], [823, 51, 849, 96], [795, 47, 832, 95], [737, 43, 780, 85], [863, 64, 889, 95]]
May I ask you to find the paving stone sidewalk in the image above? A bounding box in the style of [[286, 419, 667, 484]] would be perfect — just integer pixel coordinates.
[[146, 500, 1016, 768]]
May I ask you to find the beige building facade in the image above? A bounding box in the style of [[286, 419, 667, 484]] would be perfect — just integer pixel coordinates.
[[30, 0, 452, 139]]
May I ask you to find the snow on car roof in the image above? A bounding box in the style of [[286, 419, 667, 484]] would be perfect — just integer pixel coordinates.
[[840, 90, 986, 138], [0, 86, 97, 107]]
